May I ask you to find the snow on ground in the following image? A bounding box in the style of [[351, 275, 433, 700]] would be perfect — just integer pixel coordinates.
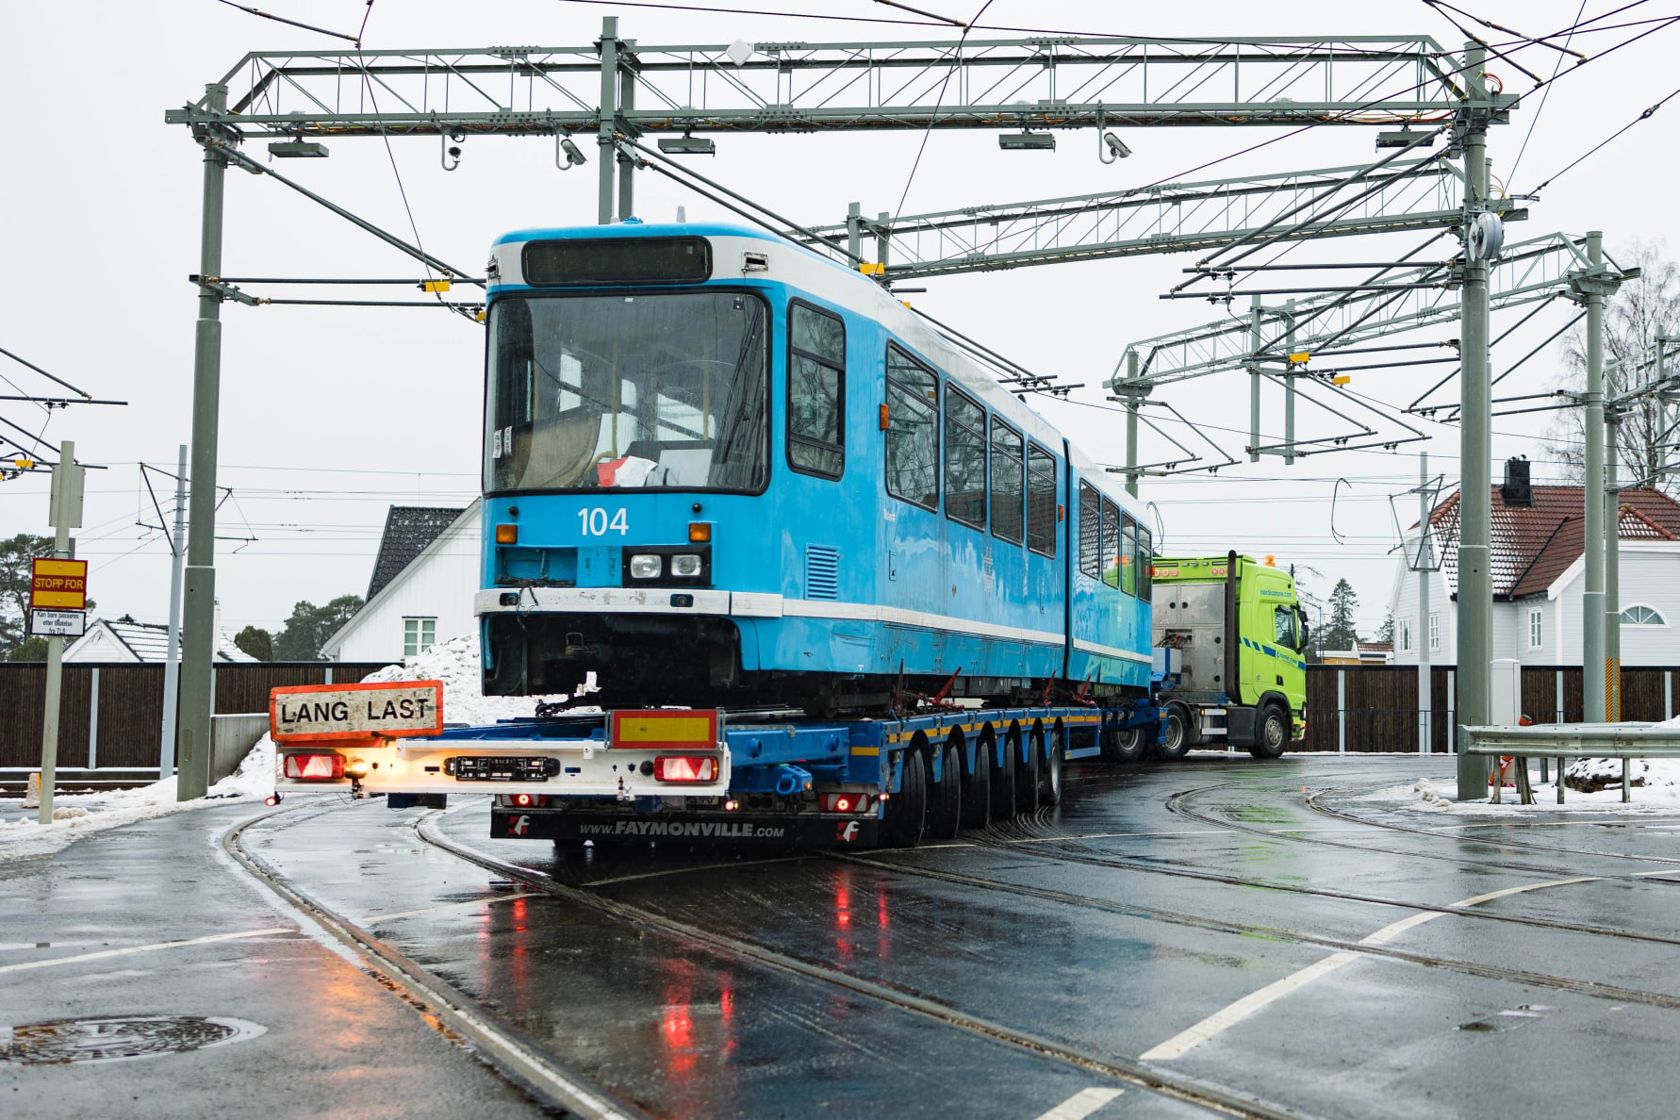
[[0, 633, 584, 862], [1376, 712, 1680, 817]]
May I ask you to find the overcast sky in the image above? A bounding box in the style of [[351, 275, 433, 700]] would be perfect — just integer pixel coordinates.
[[2, 1, 1674, 639]]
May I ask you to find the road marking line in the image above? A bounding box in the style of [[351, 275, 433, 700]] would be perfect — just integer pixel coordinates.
[[0, 927, 293, 975], [1034, 1086, 1124, 1120], [369, 891, 542, 922], [1138, 873, 1606, 1062]]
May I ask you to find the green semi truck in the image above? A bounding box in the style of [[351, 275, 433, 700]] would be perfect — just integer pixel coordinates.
[[1144, 551, 1308, 760]]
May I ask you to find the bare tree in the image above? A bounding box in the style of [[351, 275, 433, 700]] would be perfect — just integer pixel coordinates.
[[1547, 240, 1680, 493]]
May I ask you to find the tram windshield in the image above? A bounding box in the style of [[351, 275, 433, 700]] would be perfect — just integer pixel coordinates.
[[485, 291, 769, 493]]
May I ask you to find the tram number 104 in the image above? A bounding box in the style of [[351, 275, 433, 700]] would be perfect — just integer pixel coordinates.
[[577, 507, 630, 536]]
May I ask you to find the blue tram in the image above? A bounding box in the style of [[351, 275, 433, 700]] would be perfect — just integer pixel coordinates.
[[477, 222, 1155, 713]]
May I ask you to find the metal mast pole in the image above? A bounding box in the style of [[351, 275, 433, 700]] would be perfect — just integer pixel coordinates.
[[1124, 350, 1142, 497], [1582, 230, 1606, 726], [1418, 451, 1433, 753], [1247, 295, 1262, 462], [597, 17, 619, 224], [37, 440, 78, 825], [159, 443, 188, 780], [1283, 299, 1297, 466], [1605, 372, 1622, 720], [1455, 42, 1492, 798], [616, 38, 636, 221], [176, 83, 229, 802]]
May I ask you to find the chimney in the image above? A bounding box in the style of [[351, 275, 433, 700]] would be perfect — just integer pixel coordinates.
[[1500, 455, 1532, 507]]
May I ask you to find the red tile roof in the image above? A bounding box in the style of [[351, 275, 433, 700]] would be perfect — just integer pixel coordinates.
[[1426, 485, 1680, 600]]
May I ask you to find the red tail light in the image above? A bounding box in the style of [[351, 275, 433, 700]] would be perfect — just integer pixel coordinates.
[[283, 752, 344, 781], [509, 793, 550, 808], [820, 793, 869, 814], [652, 755, 719, 783]]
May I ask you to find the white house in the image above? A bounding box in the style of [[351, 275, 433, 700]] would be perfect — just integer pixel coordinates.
[[64, 613, 254, 663], [320, 502, 479, 663], [1388, 459, 1680, 667]]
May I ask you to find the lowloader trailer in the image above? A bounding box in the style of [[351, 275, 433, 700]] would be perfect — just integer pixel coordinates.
[[268, 682, 1160, 848]]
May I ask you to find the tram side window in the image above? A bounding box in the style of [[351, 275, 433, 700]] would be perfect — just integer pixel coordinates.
[[1027, 444, 1057, 557], [1078, 482, 1101, 579], [1120, 514, 1138, 596], [945, 386, 987, 529], [1100, 498, 1120, 589], [991, 419, 1024, 545], [788, 301, 845, 479], [1138, 525, 1153, 602], [885, 345, 939, 510]]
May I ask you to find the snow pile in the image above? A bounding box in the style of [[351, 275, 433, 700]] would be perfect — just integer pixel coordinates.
[[0, 736, 278, 862], [358, 633, 582, 723]]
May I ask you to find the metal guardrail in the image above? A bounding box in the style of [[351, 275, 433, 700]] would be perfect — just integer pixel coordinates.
[[1460, 723, 1680, 804]]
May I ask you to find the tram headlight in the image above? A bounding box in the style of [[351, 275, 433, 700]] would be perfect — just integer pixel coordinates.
[[670, 553, 703, 578], [629, 553, 663, 579]]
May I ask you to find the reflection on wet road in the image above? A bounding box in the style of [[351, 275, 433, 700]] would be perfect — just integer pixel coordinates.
[[248, 753, 1680, 1119]]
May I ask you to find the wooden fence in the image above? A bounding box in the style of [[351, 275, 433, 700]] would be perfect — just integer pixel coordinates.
[[1300, 665, 1680, 752], [0, 662, 390, 778]]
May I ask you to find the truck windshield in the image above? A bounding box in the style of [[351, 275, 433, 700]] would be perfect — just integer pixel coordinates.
[[484, 291, 769, 493]]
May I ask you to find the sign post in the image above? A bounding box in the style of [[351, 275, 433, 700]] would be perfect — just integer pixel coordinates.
[[36, 440, 85, 825]]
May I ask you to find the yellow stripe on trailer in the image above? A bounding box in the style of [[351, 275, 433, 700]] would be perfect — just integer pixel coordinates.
[[610, 709, 719, 748], [851, 746, 881, 757]]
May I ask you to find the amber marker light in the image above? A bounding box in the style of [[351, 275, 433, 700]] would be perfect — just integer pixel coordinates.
[[495, 523, 518, 544], [688, 522, 712, 543]]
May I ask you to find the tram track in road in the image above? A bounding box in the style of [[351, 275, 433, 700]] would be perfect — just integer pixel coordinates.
[[1165, 779, 1680, 872], [841, 826, 1680, 1015], [222, 804, 643, 1120], [411, 810, 1313, 1120], [962, 811, 1680, 950]]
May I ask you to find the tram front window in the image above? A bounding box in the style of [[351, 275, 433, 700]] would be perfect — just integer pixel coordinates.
[[485, 291, 769, 493]]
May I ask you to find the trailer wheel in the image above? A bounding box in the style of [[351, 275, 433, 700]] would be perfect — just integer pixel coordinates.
[[883, 749, 927, 848], [989, 731, 1018, 821], [1102, 726, 1147, 764], [926, 740, 963, 840], [1249, 704, 1289, 760], [1015, 728, 1042, 814], [1038, 729, 1064, 806], [1153, 705, 1191, 761], [960, 736, 992, 830]]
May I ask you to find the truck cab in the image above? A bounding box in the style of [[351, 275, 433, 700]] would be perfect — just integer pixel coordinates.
[[1150, 552, 1307, 758]]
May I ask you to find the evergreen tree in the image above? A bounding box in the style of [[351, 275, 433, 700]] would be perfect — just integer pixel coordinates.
[[1376, 611, 1395, 645], [274, 595, 363, 660], [234, 625, 273, 661], [1322, 578, 1361, 652]]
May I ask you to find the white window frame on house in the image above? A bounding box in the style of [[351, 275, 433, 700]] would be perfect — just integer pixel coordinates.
[[403, 616, 437, 657], [1428, 612, 1440, 651], [1620, 604, 1667, 626], [1399, 618, 1412, 652], [1528, 608, 1543, 650]]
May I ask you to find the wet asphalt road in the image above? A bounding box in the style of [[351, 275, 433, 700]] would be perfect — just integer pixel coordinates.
[[9, 752, 1680, 1118]]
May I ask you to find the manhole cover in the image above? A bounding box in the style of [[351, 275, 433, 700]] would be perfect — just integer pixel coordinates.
[[1, 1016, 265, 1064]]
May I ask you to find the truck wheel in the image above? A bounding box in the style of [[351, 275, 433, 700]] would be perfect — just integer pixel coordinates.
[[1102, 726, 1147, 764], [1015, 729, 1042, 814], [883, 749, 927, 847], [1038, 731, 1064, 806], [989, 732, 1018, 821], [1153, 705, 1191, 761], [960, 739, 992, 830], [1249, 705, 1289, 760], [926, 741, 963, 840]]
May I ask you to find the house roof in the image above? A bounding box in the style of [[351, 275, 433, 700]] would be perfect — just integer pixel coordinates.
[[367, 506, 468, 601], [71, 616, 255, 663], [1425, 485, 1680, 600], [321, 501, 480, 659]]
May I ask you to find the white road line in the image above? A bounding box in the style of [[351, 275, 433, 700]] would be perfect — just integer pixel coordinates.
[[0, 927, 293, 975], [1137, 872, 1614, 1062], [368, 891, 542, 922], [1034, 1086, 1125, 1120]]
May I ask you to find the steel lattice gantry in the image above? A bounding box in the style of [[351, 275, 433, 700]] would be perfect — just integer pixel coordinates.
[[168, 33, 1471, 139], [801, 159, 1523, 280]]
